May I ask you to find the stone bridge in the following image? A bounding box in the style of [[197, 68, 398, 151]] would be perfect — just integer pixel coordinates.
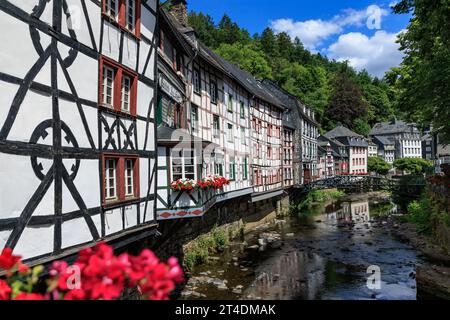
[[302, 175, 426, 195]]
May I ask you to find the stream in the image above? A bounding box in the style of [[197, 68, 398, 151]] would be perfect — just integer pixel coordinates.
[[180, 192, 425, 300]]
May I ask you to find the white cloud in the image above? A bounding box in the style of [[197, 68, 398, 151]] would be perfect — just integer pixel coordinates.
[[270, 18, 341, 50], [270, 4, 388, 50], [327, 31, 404, 77]]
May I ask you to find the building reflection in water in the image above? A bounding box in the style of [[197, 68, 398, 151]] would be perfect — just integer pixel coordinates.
[[243, 251, 327, 300]]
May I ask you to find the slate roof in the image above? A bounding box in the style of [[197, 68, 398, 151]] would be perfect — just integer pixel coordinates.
[[370, 119, 419, 136], [373, 135, 395, 146], [324, 126, 363, 139], [210, 52, 285, 109], [261, 79, 319, 126]]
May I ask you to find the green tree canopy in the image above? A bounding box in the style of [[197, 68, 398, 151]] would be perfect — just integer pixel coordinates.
[[368, 157, 392, 175], [392, 0, 450, 143], [214, 43, 273, 79], [393, 158, 433, 175], [324, 72, 368, 130]]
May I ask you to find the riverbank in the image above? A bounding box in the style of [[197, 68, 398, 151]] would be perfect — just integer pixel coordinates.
[[389, 218, 450, 299], [179, 192, 423, 300], [388, 183, 450, 300]]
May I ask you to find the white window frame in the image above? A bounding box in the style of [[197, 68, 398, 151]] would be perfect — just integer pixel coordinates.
[[105, 158, 117, 200], [125, 0, 136, 32], [105, 0, 119, 21], [121, 75, 131, 113], [171, 149, 197, 182], [125, 159, 134, 197], [227, 123, 234, 143], [102, 66, 115, 107]]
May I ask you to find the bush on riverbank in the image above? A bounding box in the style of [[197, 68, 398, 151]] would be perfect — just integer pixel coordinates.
[[407, 192, 450, 240], [290, 189, 344, 215], [184, 226, 229, 270]]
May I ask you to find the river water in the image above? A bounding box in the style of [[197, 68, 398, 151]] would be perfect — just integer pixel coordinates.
[[181, 193, 423, 300]]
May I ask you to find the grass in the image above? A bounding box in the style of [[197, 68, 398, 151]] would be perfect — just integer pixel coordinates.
[[184, 225, 230, 270], [291, 189, 345, 215], [406, 193, 450, 235]]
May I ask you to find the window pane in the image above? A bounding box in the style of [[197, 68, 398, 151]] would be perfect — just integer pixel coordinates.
[[103, 67, 115, 107], [126, 0, 135, 31], [121, 76, 131, 112], [125, 159, 134, 196], [105, 158, 117, 199]]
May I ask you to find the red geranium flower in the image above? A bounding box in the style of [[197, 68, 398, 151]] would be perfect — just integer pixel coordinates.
[[0, 248, 21, 270], [0, 279, 11, 300], [14, 292, 45, 300]]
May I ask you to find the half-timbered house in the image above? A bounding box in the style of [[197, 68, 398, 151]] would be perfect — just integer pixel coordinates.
[[0, 0, 158, 263]]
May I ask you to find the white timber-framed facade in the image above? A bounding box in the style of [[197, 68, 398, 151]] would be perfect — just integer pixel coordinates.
[[0, 0, 158, 263]]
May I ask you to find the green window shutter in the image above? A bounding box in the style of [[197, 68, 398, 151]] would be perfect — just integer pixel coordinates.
[[156, 97, 163, 126], [244, 158, 248, 180]]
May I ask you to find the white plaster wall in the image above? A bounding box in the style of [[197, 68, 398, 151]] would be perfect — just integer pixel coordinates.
[[57, 43, 99, 102], [70, 159, 101, 210], [122, 33, 138, 70], [104, 208, 123, 235], [63, 0, 101, 50], [59, 100, 98, 149], [14, 225, 54, 259], [102, 21, 121, 61], [0, 154, 42, 219], [62, 216, 99, 249], [7, 90, 53, 144], [137, 81, 154, 118], [0, 12, 51, 84]]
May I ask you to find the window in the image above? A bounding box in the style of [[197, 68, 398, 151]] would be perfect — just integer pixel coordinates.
[[125, 159, 134, 197], [125, 0, 135, 31], [102, 66, 115, 107], [193, 68, 201, 93], [191, 105, 199, 134], [228, 94, 233, 112], [105, 158, 117, 200], [227, 123, 233, 143], [240, 127, 246, 145], [240, 101, 245, 118], [229, 158, 236, 180], [171, 149, 196, 181], [210, 81, 218, 104], [214, 161, 223, 176], [103, 0, 140, 36], [267, 146, 272, 159], [121, 75, 131, 113], [100, 57, 137, 115], [103, 155, 139, 205], [213, 115, 220, 137], [105, 0, 119, 21]]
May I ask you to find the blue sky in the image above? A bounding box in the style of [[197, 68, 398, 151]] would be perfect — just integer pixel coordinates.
[[188, 0, 412, 77]]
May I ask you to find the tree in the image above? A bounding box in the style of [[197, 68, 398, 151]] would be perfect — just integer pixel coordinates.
[[216, 14, 251, 46], [260, 28, 278, 58], [353, 118, 371, 136], [324, 73, 368, 130], [393, 158, 433, 175], [214, 43, 272, 79], [393, 0, 450, 143], [188, 11, 218, 48], [368, 157, 392, 175]]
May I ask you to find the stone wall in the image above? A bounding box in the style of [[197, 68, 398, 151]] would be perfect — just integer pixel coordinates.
[[140, 194, 289, 262]]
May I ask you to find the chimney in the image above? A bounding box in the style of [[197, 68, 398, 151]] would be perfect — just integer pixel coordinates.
[[169, 0, 188, 27]]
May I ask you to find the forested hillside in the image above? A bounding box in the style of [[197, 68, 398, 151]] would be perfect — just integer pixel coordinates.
[[188, 12, 398, 135]]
